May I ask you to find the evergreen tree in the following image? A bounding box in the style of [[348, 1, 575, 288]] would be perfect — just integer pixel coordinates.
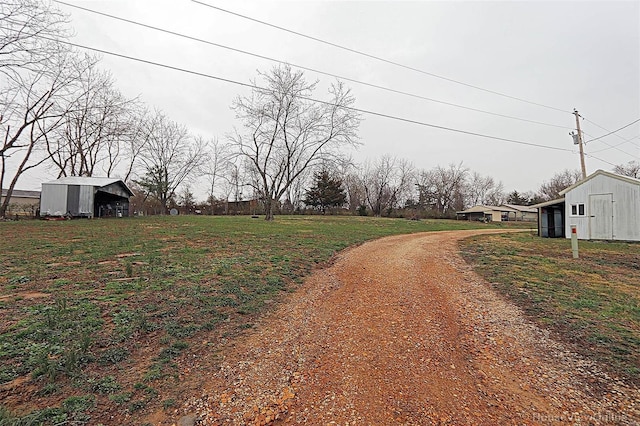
[[304, 170, 347, 214], [506, 190, 529, 205]]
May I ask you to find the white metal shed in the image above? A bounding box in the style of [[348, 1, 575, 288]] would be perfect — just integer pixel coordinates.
[[40, 177, 133, 218], [559, 170, 640, 241]]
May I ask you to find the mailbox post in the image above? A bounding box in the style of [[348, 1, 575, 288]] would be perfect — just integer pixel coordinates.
[[571, 225, 579, 259]]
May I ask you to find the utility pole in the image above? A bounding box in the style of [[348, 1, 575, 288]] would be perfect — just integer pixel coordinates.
[[573, 109, 587, 179]]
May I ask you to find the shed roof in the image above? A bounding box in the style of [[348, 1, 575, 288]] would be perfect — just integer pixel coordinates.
[[44, 177, 133, 196], [531, 198, 565, 209], [457, 205, 517, 214], [559, 169, 640, 196], [500, 203, 537, 213]]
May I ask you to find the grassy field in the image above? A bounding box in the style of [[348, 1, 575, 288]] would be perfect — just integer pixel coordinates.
[[0, 215, 517, 425], [459, 232, 640, 386]]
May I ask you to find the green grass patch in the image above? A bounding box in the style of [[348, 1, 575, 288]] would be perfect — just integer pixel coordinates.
[[459, 232, 640, 384]]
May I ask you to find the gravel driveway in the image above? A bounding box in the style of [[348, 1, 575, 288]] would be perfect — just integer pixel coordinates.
[[182, 230, 639, 425]]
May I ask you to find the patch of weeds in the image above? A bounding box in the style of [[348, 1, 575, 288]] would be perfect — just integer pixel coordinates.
[[62, 394, 95, 414], [4, 298, 101, 383], [51, 278, 69, 288], [143, 364, 163, 382], [97, 347, 129, 366], [105, 280, 143, 294], [0, 406, 67, 425], [112, 309, 156, 340], [158, 341, 188, 362], [162, 399, 176, 409], [165, 320, 198, 338], [9, 276, 30, 285], [124, 262, 133, 278], [0, 366, 19, 385], [36, 382, 59, 396], [206, 295, 238, 308], [109, 392, 132, 404], [237, 300, 262, 315], [201, 312, 228, 331], [127, 399, 146, 413], [134, 382, 158, 397], [88, 375, 121, 394]]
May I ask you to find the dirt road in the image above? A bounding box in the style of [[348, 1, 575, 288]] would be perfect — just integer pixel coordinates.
[[180, 230, 639, 425]]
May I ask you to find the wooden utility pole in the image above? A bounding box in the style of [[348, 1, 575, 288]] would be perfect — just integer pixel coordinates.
[[574, 109, 587, 179]]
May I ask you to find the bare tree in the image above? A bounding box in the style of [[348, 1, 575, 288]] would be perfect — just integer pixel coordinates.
[[0, 0, 70, 80], [416, 162, 469, 217], [484, 181, 505, 206], [47, 58, 136, 178], [0, 45, 87, 219], [122, 107, 154, 183], [466, 172, 504, 206], [229, 65, 360, 220], [134, 111, 208, 213], [343, 172, 366, 213], [613, 161, 640, 179], [283, 166, 311, 213], [203, 137, 231, 214], [220, 161, 244, 214], [361, 155, 414, 216], [0, 0, 81, 218], [537, 169, 582, 201]]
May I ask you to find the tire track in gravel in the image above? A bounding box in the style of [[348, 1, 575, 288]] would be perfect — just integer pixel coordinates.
[[179, 230, 639, 425]]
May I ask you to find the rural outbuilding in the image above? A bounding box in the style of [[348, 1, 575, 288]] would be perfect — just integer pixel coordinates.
[[1, 189, 41, 217], [456, 204, 537, 222], [500, 204, 538, 222], [40, 177, 133, 218], [559, 169, 640, 241], [456, 205, 504, 222]]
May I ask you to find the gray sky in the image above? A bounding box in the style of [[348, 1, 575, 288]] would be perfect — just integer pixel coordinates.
[[16, 0, 640, 200]]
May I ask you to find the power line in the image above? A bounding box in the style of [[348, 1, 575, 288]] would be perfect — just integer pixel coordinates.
[[52, 0, 570, 130], [588, 133, 640, 154], [191, 0, 572, 115], [584, 117, 640, 143], [35, 34, 577, 155], [583, 153, 619, 167], [582, 129, 640, 160]]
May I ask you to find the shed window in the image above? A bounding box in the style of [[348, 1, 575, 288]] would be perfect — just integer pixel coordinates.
[[571, 203, 585, 216]]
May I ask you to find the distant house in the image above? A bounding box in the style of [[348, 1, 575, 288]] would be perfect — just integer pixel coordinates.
[[1, 189, 41, 216], [559, 169, 640, 241], [456, 204, 537, 222], [499, 204, 538, 222], [456, 205, 502, 222], [40, 177, 133, 218]]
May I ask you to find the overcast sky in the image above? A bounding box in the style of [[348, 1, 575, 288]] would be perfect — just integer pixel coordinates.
[[15, 0, 640, 200]]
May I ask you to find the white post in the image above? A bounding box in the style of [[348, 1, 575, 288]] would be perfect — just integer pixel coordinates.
[[571, 225, 579, 259]]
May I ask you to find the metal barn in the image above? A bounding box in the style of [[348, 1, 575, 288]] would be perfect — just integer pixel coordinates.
[[40, 177, 133, 218], [559, 170, 640, 241]]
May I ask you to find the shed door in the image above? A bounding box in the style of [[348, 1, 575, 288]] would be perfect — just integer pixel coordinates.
[[66, 185, 80, 216], [553, 208, 564, 237], [589, 193, 613, 240]]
